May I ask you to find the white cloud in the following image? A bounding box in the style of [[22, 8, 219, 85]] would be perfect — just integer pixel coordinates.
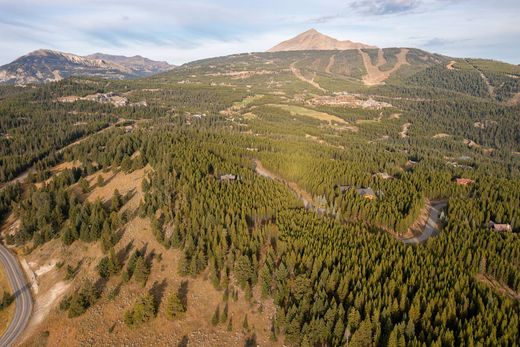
[[0, 0, 518, 65]]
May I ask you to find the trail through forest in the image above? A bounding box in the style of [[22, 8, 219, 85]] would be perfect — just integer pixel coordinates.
[[289, 61, 326, 92], [254, 159, 316, 209], [325, 54, 335, 74]]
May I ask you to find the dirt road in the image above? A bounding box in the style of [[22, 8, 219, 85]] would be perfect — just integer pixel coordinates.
[[254, 160, 316, 209], [401, 200, 447, 244]]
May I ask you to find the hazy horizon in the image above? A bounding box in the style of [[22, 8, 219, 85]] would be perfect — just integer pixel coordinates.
[[1, 0, 519, 65]]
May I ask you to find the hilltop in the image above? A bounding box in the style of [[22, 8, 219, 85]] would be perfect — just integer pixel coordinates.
[[267, 28, 376, 52]]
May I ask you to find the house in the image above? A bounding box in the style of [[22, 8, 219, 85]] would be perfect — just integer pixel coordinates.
[[405, 160, 417, 169], [489, 221, 512, 232], [338, 185, 350, 193], [219, 174, 238, 182], [356, 187, 376, 200], [374, 172, 394, 180], [456, 178, 475, 186]]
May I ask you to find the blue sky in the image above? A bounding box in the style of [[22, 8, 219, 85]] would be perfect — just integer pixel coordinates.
[[0, 0, 519, 65]]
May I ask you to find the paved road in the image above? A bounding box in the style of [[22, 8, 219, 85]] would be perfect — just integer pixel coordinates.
[[401, 200, 448, 244], [0, 245, 32, 347]]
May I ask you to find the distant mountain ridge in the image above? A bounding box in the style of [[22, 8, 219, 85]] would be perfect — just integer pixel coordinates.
[[0, 49, 174, 85], [87, 53, 173, 75], [268, 29, 376, 52]]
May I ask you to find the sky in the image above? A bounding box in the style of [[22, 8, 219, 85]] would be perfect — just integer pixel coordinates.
[[0, 0, 519, 65]]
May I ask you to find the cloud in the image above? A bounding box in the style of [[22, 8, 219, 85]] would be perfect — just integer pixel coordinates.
[[350, 0, 421, 15]]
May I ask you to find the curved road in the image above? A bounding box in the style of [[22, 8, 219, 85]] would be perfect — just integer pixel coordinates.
[[401, 200, 448, 244], [0, 245, 32, 347]]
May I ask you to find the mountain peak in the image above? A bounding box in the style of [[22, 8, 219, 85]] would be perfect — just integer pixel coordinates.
[[267, 29, 376, 52]]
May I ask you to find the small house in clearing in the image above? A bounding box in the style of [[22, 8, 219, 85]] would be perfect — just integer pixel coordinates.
[[489, 221, 512, 232], [219, 174, 238, 182], [374, 172, 394, 180], [356, 187, 376, 200], [456, 178, 475, 186]]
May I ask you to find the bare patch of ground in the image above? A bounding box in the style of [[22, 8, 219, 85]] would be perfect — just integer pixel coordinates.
[[20, 258, 39, 295], [57, 93, 147, 108], [446, 61, 457, 70], [325, 54, 335, 74], [82, 165, 151, 212], [474, 120, 497, 129], [400, 123, 411, 138], [433, 133, 451, 139], [30, 281, 70, 327], [0, 213, 20, 237], [476, 273, 520, 301], [360, 48, 409, 86], [290, 61, 326, 92], [507, 92, 520, 106], [307, 94, 392, 110], [22, 216, 280, 347]]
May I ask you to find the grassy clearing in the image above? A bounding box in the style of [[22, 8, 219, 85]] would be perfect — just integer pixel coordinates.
[[267, 104, 348, 124], [233, 94, 264, 108]]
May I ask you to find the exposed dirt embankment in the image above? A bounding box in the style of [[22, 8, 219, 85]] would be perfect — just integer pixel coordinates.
[[360, 48, 409, 86], [400, 123, 411, 138]]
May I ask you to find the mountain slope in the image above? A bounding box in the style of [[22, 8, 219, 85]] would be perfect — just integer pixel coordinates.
[[87, 53, 174, 76], [0, 49, 174, 85], [267, 29, 376, 52]]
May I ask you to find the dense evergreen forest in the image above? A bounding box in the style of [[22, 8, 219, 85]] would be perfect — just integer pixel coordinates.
[[0, 48, 518, 346]]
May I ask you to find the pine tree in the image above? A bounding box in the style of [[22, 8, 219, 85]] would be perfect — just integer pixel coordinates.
[[242, 314, 249, 331], [111, 189, 123, 212], [211, 305, 220, 326], [165, 289, 186, 320], [227, 317, 233, 331], [220, 303, 228, 323], [100, 221, 114, 253], [133, 256, 150, 287]]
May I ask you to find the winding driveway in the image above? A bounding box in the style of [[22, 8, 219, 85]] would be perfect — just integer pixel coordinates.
[[0, 245, 32, 346], [401, 200, 447, 244]]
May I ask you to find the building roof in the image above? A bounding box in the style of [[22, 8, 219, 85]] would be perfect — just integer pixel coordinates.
[[456, 178, 475, 185], [489, 221, 512, 232], [356, 187, 376, 197], [219, 174, 237, 181]]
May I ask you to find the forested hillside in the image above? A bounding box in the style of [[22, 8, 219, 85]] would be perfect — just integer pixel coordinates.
[[0, 47, 518, 346]]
